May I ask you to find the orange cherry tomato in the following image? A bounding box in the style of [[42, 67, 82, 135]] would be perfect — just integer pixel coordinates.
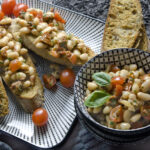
[[60, 69, 75, 88], [0, 11, 4, 21], [115, 84, 123, 96], [43, 74, 56, 89], [111, 76, 125, 86], [69, 54, 77, 65], [1, 0, 16, 15], [13, 3, 28, 17], [110, 105, 123, 123], [141, 106, 150, 121], [54, 11, 66, 24], [110, 65, 120, 73], [9, 59, 22, 72], [32, 108, 48, 126]]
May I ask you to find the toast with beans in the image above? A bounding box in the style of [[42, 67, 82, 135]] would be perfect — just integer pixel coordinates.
[[9, 9, 95, 66], [101, 0, 148, 51], [0, 26, 44, 113]]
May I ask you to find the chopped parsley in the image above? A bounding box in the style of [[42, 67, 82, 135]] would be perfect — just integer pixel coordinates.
[[110, 121, 114, 125], [18, 38, 23, 43]]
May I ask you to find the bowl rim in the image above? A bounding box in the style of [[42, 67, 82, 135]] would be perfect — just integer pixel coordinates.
[[74, 48, 150, 133]]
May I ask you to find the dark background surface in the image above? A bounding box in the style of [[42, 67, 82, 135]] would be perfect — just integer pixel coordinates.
[[1, 0, 150, 150]]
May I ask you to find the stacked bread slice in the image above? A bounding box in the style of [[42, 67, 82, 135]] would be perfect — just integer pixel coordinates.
[[101, 0, 149, 51]]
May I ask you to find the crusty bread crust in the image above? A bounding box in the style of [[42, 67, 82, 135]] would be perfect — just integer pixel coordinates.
[[0, 77, 9, 117], [2, 54, 44, 113], [22, 35, 95, 66], [101, 0, 148, 51]]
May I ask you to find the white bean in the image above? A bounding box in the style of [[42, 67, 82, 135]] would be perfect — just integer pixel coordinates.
[[16, 72, 26, 80], [120, 122, 131, 130], [133, 71, 139, 78], [41, 26, 52, 34], [4, 59, 10, 66], [18, 19, 28, 26], [134, 78, 141, 85], [13, 32, 20, 41], [119, 100, 135, 112], [103, 106, 112, 114], [23, 80, 31, 88], [21, 64, 29, 70], [130, 64, 137, 71], [35, 42, 47, 49], [18, 56, 25, 62], [120, 69, 129, 79], [37, 23, 48, 31], [0, 18, 12, 25], [141, 79, 150, 92], [132, 83, 139, 93], [20, 48, 28, 55], [93, 107, 101, 114], [123, 110, 132, 122], [67, 40, 74, 50], [137, 92, 150, 101], [0, 36, 9, 47], [73, 49, 81, 57], [28, 67, 35, 75], [139, 68, 145, 75], [20, 27, 30, 34], [6, 33, 13, 40], [129, 93, 136, 100], [80, 53, 88, 61], [8, 41, 15, 48], [7, 51, 19, 59], [33, 17, 40, 25], [122, 91, 130, 99], [14, 42, 21, 52], [25, 12, 33, 21], [87, 82, 98, 91], [130, 114, 141, 123], [31, 29, 39, 36]]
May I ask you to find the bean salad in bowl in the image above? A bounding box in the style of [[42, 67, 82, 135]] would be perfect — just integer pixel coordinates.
[[84, 64, 150, 130]]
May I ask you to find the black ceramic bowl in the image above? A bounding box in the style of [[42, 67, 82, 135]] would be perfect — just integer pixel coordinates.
[[74, 48, 150, 143]]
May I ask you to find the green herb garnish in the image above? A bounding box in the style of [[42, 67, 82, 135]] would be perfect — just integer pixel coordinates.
[[92, 72, 111, 87], [18, 38, 23, 43], [84, 90, 111, 108]]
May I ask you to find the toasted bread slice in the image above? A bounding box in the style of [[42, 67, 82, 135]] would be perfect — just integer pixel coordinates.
[[2, 54, 44, 113], [21, 35, 95, 66], [101, 0, 148, 51], [0, 77, 9, 117]]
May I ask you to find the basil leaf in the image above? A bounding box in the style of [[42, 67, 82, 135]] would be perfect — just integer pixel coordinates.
[[84, 90, 111, 108], [92, 72, 111, 87]]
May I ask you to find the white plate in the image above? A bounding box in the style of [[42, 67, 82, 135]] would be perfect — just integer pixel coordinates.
[[0, 0, 105, 148]]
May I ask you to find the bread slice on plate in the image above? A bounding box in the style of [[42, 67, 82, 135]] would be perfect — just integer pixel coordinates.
[[101, 0, 148, 51], [0, 25, 44, 113], [8, 9, 95, 66], [0, 77, 9, 117]]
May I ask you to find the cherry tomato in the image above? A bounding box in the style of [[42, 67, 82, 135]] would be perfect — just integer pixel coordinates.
[[32, 108, 48, 126], [110, 65, 120, 73], [1, 0, 16, 15], [9, 59, 22, 72], [30, 10, 43, 21], [115, 84, 123, 96], [54, 11, 66, 24], [0, 11, 4, 21], [111, 76, 125, 86], [69, 54, 77, 65], [110, 105, 123, 123], [13, 3, 28, 17], [141, 106, 150, 121], [60, 69, 75, 88], [43, 74, 56, 89]]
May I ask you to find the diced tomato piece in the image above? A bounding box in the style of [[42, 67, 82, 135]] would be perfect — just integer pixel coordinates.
[[111, 76, 125, 86], [0, 11, 4, 21], [54, 11, 66, 24], [115, 84, 123, 96], [110, 105, 123, 123], [110, 65, 120, 73], [69, 54, 77, 65], [9, 59, 22, 72], [30, 10, 43, 21], [43, 74, 56, 89]]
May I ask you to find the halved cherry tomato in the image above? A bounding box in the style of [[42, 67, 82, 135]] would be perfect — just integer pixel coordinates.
[[141, 106, 150, 121], [13, 3, 28, 17], [115, 84, 123, 96], [69, 54, 77, 65], [30, 10, 43, 21], [32, 108, 48, 126], [9, 59, 22, 72], [54, 11, 66, 24], [110, 105, 123, 123], [2, 0, 16, 15], [111, 76, 125, 86], [110, 65, 120, 73], [43, 74, 56, 89], [50, 50, 60, 58], [60, 69, 75, 88], [0, 11, 4, 21]]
